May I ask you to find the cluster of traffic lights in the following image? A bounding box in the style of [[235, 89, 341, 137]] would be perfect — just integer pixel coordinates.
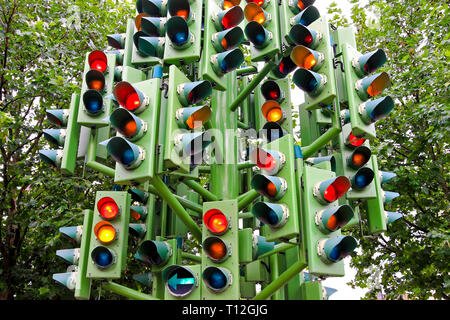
[[91, 197, 120, 269], [202, 209, 232, 292]]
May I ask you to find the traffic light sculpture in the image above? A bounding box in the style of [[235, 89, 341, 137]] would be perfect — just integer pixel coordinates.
[[86, 191, 131, 279], [101, 76, 161, 184], [163, 65, 213, 173], [199, 0, 245, 90], [291, 14, 337, 110], [244, 0, 282, 62], [77, 50, 116, 127], [301, 165, 358, 276], [201, 200, 240, 299], [250, 134, 300, 241], [40, 93, 81, 174]]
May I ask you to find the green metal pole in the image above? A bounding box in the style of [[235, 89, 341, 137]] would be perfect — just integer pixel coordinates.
[[150, 175, 202, 243], [238, 189, 260, 211], [253, 260, 306, 300], [236, 65, 258, 76], [238, 161, 255, 170], [103, 281, 159, 300], [229, 59, 279, 112], [181, 252, 202, 263], [257, 243, 297, 260], [181, 179, 219, 202], [86, 129, 115, 177], [173, 194, 202, 216], [301, 126, 340, 160]]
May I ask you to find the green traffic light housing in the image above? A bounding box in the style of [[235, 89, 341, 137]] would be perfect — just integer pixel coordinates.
[[136, 240, 172, 266], [291, 5, 320, 26], [386, 211, 403, 225], [244, 21, 272, 49], [43, 129, 66, 147], [315, 205, 354, 234], [293, 68, 326, 96], [358, 96, 395, 124], [271, 55, 297, 79], [355, 72, 390, 101], [138, 36, 166, 58], [39, 149, 62, 168], [213, 5, 244, 31], [291, 45, 325, 71], [56, 248, 80, 265], [176, 105, 212, 130], [166, 16, 193, 49], [261, 80, 285, 102], [251, 202, 289, 229], [212, 27, 245, 52], [141, 17, 167, 36], [130, 205, 148, 221], [174, 131, 212, 157], [288, 23, 321, 48], [313, 176, 351, 204], [108, 107, 147, 141], [251, 174, 287, 201], [250, 147, 285, 175], [244, 3, 271, 26], [107, 34, 126, 49], [347, 145, 371, 170], [210, 48, 244, 75], [260, 121, 286, 142], [46, 109, 69, 127], [353, 48, 387, 77], [101, 136, 145, 169], [177, 80, 213, 106], [128, 188, 150, 204], [202, 266, 232, 293], [289, 0, 316, 14], [113, 81, 149, 114], [317, 235, 358, 264], [138, 0, 167, 16]]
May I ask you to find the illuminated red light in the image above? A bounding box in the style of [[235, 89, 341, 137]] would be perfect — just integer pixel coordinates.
[[304, 35, 313, 46], [176, 9, 189, 20], [98, 197, 119, 220], [348, 133, 366, 147], [204, 209, 229, 234], [256, 152, 276, 171], [125, 92, 141, 111], [90, 59, 107, 73], [324, 178, 350, 202]]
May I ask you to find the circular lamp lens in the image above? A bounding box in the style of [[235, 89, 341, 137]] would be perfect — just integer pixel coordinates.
[[203, 209, 229, 235], [97, 197, 119, 220], [91, 246, 114, 269], [94, 221, 117, 244]]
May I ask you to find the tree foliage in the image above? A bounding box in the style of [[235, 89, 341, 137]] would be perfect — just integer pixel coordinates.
[[0, 0, 133, 299], [329, 0, 449, 300]]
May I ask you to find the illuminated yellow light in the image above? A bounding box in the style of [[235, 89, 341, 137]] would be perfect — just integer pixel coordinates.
[[95, 221, 116, 244], [267, 108, 283, 122]]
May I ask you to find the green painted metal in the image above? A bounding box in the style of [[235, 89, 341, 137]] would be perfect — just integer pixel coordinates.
[[60, 93, 82, 175], [86, 191, 131, 279], [103, 281, 159, 300]]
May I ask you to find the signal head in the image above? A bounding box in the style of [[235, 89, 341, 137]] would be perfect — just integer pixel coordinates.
[[251, 202, 289, 229], [113, 81, 148, 114], [291, 45, 324, 71], [351, 167, 375, 190], [91, 246, 115, 269], [177, 80, 213, 106], [359, 96, 394, 124], [250, 147, 286, 175], [203, 236, 230, 262], [211, 48, 244, 75], [288, 24, 321, 48], [261, 100, 285, 123], [212, 27, 245, 52], [214, 5, 244, 31], [176, 105, 212, 130], [354, 49, 387, 77], [315, 205, 354, 233], [293, 68, 326, 96], [203, 209, 230, 235], [291, 5, 320, 26], [109, 107, 147, 141], [97, 196, 120, 220], [317, 235, 358, 264], [168, 0, 192, 21], [85, 69, 106, 91], [202, 266, 232, 292], [355, 72, 390, 100], [88, 50, 108, 73], [347, 145, 371, 169], [163, 265, 197, 297], [136, 240, 172, 266], [251, 174, 287, 201], [166, 16, 192, 48], [271, 55, 297, 79], [244, 3, 270, 25], [94, 221, 117, 244], [314, 176, 351, 204], [261, 80, 283, 102], [101, 136, 145, 169]]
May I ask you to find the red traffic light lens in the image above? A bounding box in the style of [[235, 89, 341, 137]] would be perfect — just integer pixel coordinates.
[[348, 132, 366, 147], [98, 197, 119, 220], [88, 50, 108, 73], [125, 92, 141, 111], [255, 150, 276, 171], [203, 209, 229, 234], [324, 177, 351, 202]]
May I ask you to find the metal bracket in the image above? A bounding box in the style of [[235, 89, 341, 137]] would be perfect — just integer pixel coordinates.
[[333, 58, 345, 72]]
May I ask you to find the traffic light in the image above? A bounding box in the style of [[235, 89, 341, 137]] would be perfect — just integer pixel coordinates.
[[200, 0, 245, 90], [301, 165, 358, 276], [256, 78, 293, 143], [341, 45, 393, 139], [201, 200, 240, 299], [269, 54, 297, 79], [135, 238, 178, 272], [291, 14, 337, 110], [279, 1, 318, 47], [53, 210, 93, 299], [40, 93, 81, 174], [243, 0, 281, 62], [250, 134, 300, 241], [162, 264, 201, 300], [86, 191, 131, 279], [335, 123, 377, 200], [77, 50, 116, 127], [101, 76, 161, 184], [163, 65, 213, 173]]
